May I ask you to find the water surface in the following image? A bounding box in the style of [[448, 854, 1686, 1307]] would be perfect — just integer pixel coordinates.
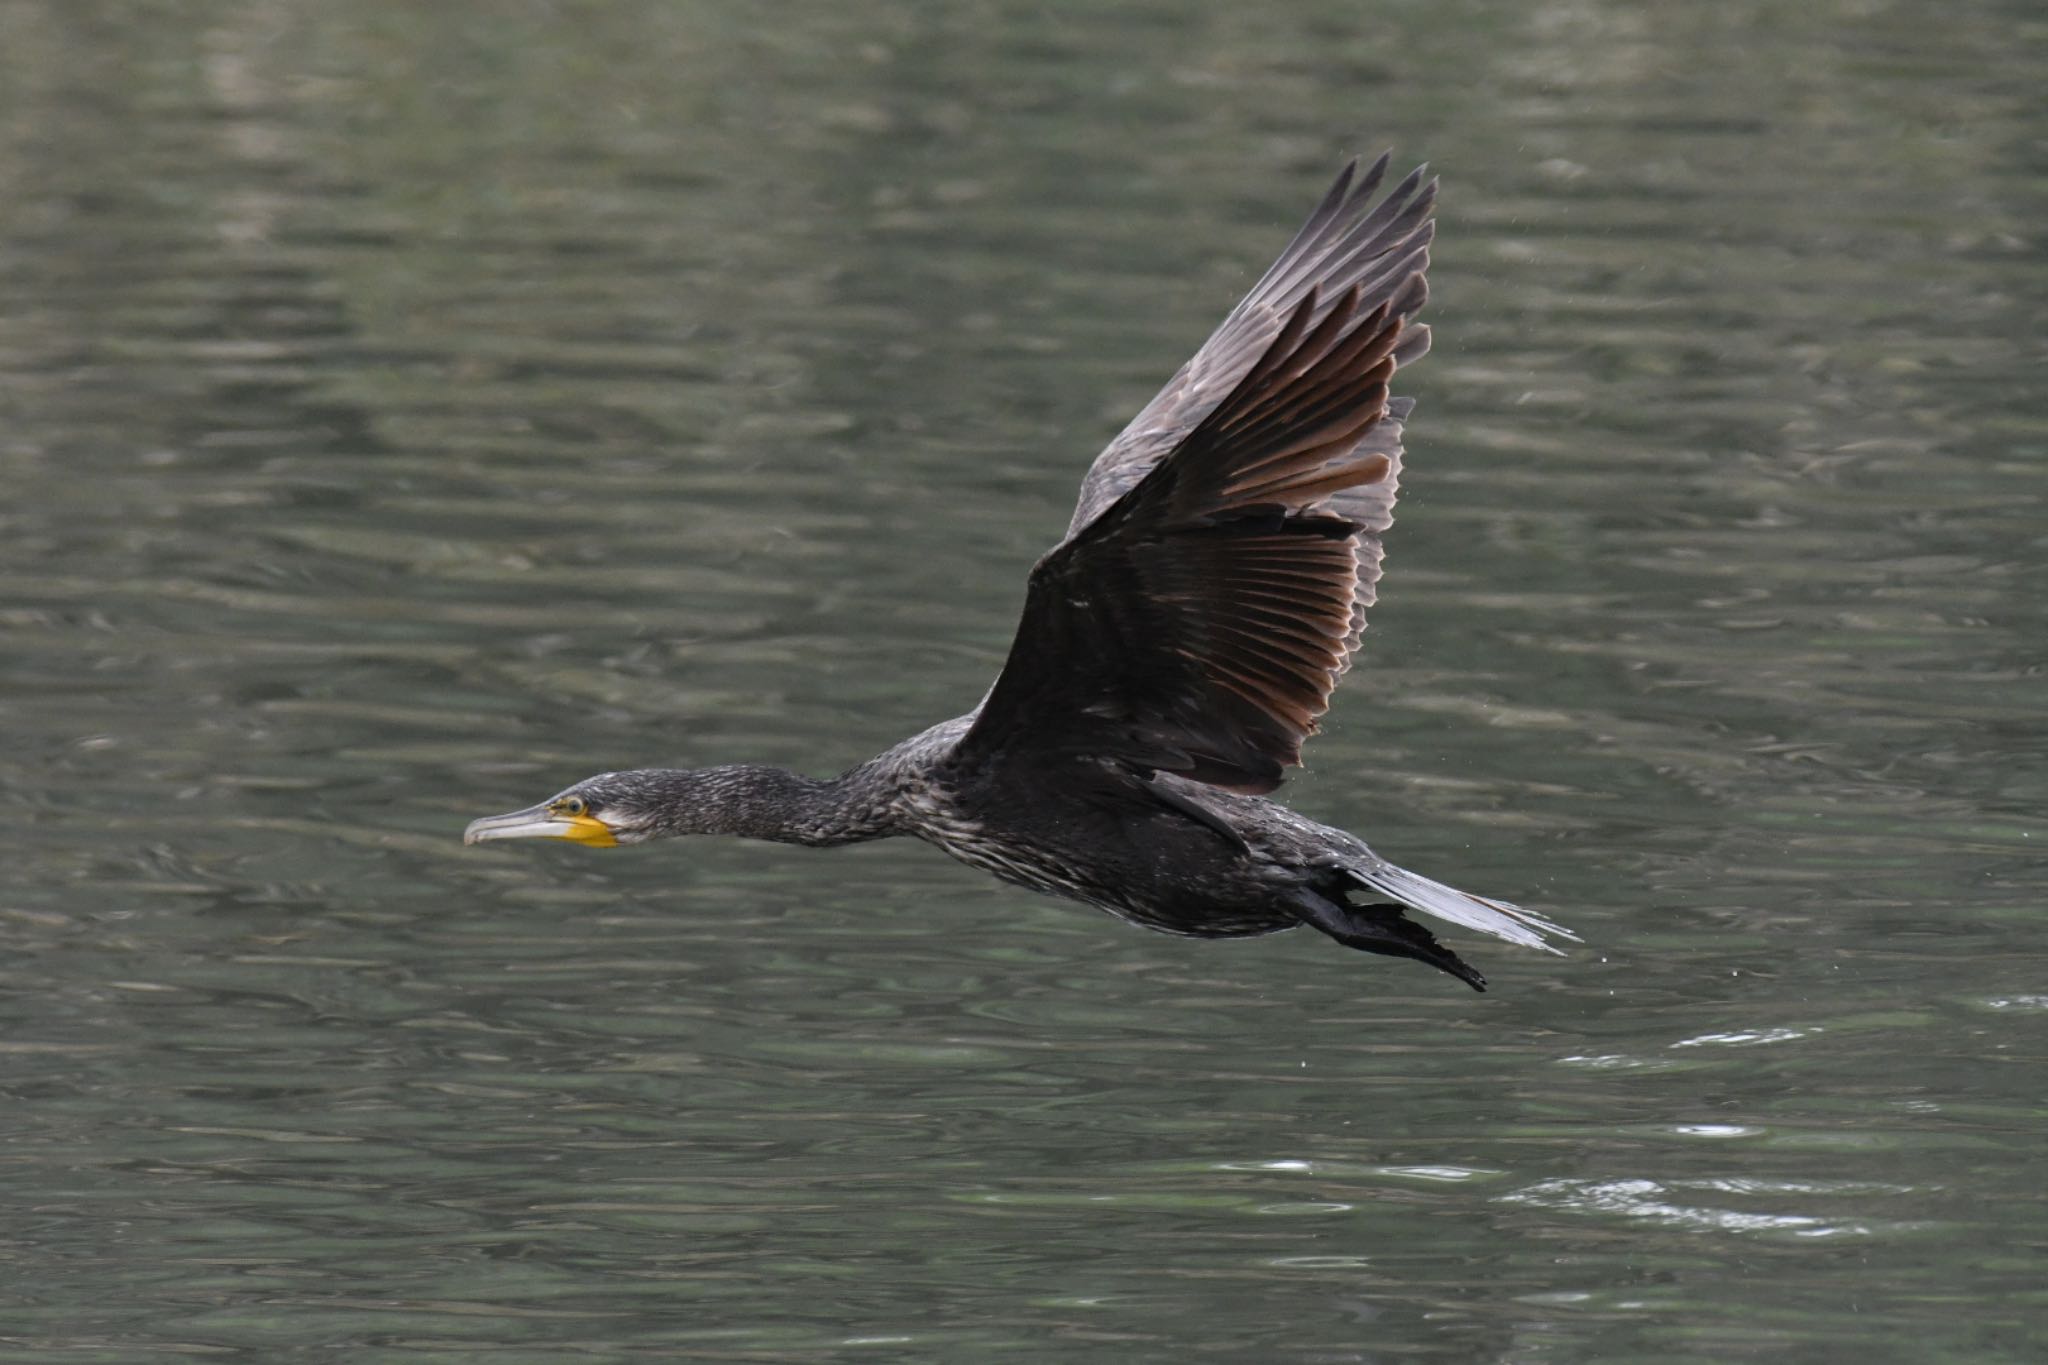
[[3, 2, 2045, 1360]]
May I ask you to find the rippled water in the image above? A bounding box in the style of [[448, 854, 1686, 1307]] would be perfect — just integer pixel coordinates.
[[4, 2, 2045, 1360]]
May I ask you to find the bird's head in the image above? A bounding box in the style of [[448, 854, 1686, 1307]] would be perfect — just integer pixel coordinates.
[[464, 765, 849, 849], [463, 771, 669, 849]]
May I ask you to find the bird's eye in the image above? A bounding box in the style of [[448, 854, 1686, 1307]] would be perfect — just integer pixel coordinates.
[[555, 795, 587, 817]]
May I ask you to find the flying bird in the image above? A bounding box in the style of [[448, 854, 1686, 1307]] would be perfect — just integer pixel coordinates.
[[465, 154, 1574, 989]]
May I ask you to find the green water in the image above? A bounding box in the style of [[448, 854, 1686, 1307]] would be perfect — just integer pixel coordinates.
[[3, 2, 2045, 1360]]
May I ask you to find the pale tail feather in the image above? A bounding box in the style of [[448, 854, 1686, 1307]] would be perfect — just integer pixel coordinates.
[[1347, 861, 1577, 954]]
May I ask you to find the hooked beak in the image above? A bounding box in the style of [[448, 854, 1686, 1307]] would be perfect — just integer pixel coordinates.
[[463, 804, 619, 848]]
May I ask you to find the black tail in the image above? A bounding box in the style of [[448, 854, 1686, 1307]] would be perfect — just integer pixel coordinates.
[[1289, 890, 1488, 991]]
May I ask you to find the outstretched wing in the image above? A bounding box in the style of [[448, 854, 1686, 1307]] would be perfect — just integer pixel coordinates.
[[956, 159, 1433, 794], [1067, 154, 1434, 672]]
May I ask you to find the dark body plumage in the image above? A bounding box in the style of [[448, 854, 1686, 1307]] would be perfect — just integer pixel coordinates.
[[466, 155, 1575, 990]]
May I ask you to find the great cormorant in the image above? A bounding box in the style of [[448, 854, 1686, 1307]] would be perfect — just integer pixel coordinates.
[[465, 154, 1574, 989]]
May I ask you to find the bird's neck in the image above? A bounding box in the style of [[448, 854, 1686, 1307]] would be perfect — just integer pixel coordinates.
[[649, 765, 895, 847]]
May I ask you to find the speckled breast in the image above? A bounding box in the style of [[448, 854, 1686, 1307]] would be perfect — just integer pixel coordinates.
[[901, 788, 1097, 901]]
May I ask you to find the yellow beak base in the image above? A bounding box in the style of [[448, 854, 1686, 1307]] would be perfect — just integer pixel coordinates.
[[463, 805, 619, 848]]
